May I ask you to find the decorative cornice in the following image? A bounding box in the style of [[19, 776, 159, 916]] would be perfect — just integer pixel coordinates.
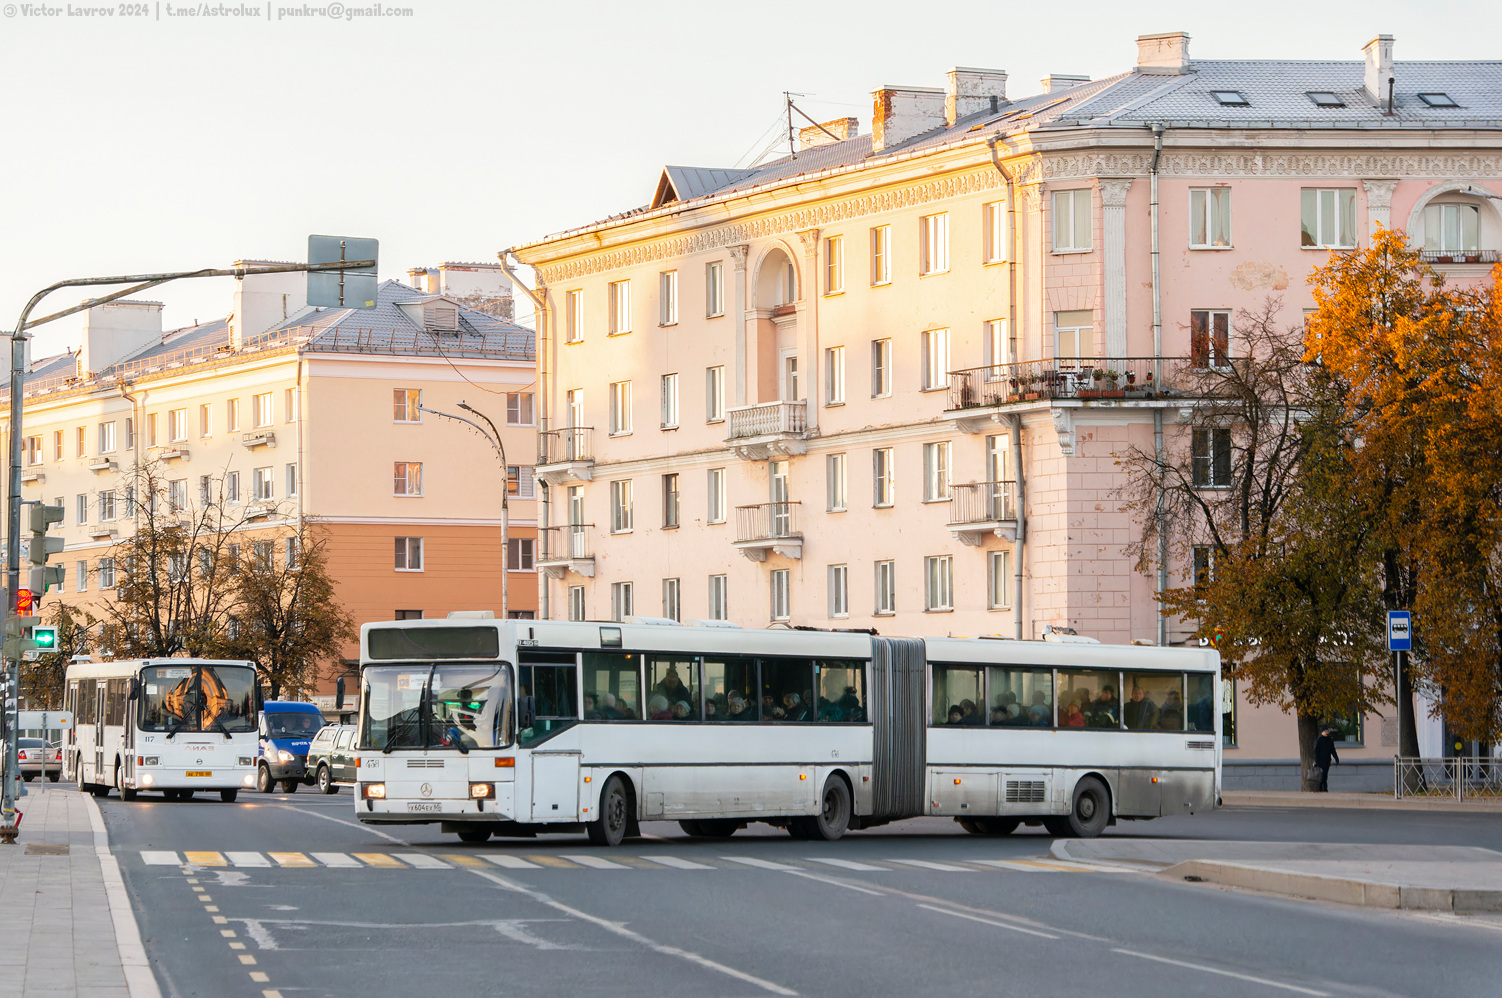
[[1044, 151, 1502, 181]]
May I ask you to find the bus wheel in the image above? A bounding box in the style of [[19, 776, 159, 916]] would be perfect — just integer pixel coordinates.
[[120, 783, 137, 802], [678, 820, 703, 837], [456, 827, 491, 843], [220, 790, 239, 803], [90, 784, 110, 799], [1061, 777, 1110, 838], [957, 818, 983, 834], [281, 780, 299, 794], [981, 818, 1020, 836], [587, 775, 629, 847], [179, 790, 194, 801], [807, 777, 852, 841], [695, 819, 738, 838], [256, 765, 275, 794]]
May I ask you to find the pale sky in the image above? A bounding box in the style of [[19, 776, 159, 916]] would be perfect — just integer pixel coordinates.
[[2, 0, 1496, 355]]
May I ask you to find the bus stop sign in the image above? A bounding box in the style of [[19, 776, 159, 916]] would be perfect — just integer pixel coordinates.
[[1388, 610, 1412, 652]]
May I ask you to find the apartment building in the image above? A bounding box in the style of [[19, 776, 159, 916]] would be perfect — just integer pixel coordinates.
[[4, 266, 538, 688], [513, 31, 1502, 787]]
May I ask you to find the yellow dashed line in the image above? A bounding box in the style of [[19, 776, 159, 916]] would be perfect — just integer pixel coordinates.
[[183, 851, 227, 866], [238, 955, 257, 965], [526, 855, 581, 868], [269, 852, 315, 868], [249, 972, 269, 983], [353, 853, 406, 868], [440, 854, 488, 868]]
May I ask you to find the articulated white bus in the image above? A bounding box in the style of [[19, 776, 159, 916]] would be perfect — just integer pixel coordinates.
[[64, 659, 260, 802], [356, 617, 1220, 844]]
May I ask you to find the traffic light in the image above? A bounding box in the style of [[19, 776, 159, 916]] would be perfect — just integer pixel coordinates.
[[27, 504, 65, 595], [3, 614, 39, 660], [31, 626, 57, 652]]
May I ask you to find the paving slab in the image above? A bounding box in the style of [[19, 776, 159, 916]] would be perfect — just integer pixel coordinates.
[[1223, 790, 1502, 812]]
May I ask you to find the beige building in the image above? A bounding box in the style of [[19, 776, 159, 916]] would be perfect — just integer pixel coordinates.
[[513, 31, 1502, 787], [4, 264, 538, 690]]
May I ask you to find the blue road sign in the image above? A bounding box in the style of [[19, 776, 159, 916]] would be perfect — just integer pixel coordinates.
[[1388, 610, 1412, 652]]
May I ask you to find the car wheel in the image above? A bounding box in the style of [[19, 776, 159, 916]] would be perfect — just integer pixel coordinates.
[[281, 779, 299, 794], [317, 765, 337, 795], [806, 776, 852, 841], [47, 772, 59, 783], [22, 773, 34, 783], [220, 790, 239, 803], [586, 775, 630, 847], [256, 765, 274, 794], [456, 827, 492, 843]]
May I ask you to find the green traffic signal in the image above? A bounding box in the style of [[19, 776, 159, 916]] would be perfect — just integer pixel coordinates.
[[31, 626, 58, 650]]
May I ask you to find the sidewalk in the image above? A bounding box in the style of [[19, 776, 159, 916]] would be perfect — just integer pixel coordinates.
[[0, 785, 159, 998], [1055, 838, 1502, 912], [1223, 790, 1502, 812]]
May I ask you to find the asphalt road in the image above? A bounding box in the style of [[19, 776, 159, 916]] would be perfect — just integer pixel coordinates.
[[95, 789, 1502, 998]]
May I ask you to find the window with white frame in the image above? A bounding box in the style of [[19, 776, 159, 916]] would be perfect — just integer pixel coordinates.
[[1053, 188, 1093, 252], [611, 581, 633, 622], [983, 200, 1006, 263], [871, 339, 892, 397], [254, 541, 275, 572], [1192, 428, 1233, 488], [660, 373, 679, 428], [825, 345, 845, 405], [925, 554, 954, 611], [508, 537, 535, 571], [75, 426, 85, 456], [198, 475, 212, 505], [780, 260, 797, 303], [286, 537, 300, 570], [285, 387, 299, 422], [1190, 188, 1232, 248], [923, 442, 951, 501], [826, 453, 847, 512], [919, 213, 949, 275], [565, 289, 583, 343], [393, 462, 421, 497], [988, 550, 1013, 609], [568, 585, 586, 621], [707, 468, 726, 523], [76, 493, 87, 524], [824, 235, 843, 294], [1055, 310, 1096, 360], [1300, 188, 1357, 249], [921, 328, 950, 390], [610, 480, 634, 533], [199, 404, 212, 437], [873, 448, 894, 507], [984, 319, 1009, 377], [225, 472, 239, 504], [1191, 310, 1232, 367], [870, 225, 891, 285], [50, 430, 61, 462], [285, 463, 298, 497], [75, 560, 87, 593], [770, 569, 791, 621], [875, 560, 896, 615], [1424, 202, 1481, 253], [168, 408, 188, 443], [828, 564, 849, 619], [145, 414, 157, 447], [662, 578, 681, 622], [395, 536, 423, 571], [608, 279, 632, 334], [168, 479, 187, 510], [254, 466, 275, 501], [506, 392, 535, 425], [507, 465, 536, 499], [662, 473, 680, 528], [98, 421, 116, 454], [609, 381, 632, 435], [253, 393, 273, 428], [226, 398, 240, 432], [99, 558, 116, 589], [705, 262, 724, 318], [708, 574, 728, 621], [705, 366, 725, 422], [659, 271, 678, 326], [99, 490, 116, 522]]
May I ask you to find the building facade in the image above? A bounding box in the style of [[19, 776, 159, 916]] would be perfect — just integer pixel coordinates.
[[5, 266, 539, 694], [514, 31, 1502, 787]]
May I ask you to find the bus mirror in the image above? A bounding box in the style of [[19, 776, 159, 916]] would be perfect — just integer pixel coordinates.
[[335, 677, 346, 710], [518, 695, 535, 730], [127, 678, 140, 701]]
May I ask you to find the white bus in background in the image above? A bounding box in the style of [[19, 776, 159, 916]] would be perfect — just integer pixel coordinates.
[[65, 659, 260, 802], [355, 616, 1220, 845]]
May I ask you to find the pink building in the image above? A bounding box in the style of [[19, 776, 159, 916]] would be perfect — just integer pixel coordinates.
[[513, 32, 1502, 787]]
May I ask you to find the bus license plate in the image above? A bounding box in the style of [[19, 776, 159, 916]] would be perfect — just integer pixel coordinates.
[[186, 771, 211, 777], [407, 802, 442, 812]]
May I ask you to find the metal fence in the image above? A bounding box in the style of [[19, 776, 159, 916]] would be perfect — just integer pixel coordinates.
[[538, 427, 593, 464], [946, 356, 1222, 411], [537, 524, 593, 562], [947, 481, 1017, 524], [1393, 756, 1502, 799], [735, 502, 801, 543]]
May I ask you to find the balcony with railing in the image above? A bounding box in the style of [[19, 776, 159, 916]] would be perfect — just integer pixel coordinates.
[[945, 356, 1219, 421], [724, 401, 808, 460], [946, 481, 1019, 545], [536, 427, 594, 485], [536, 524, 596, 578], [733, 501, 803, 561], [1418, 248, 1500, 265]]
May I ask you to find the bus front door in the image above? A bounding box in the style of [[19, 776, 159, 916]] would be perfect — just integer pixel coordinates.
[[94, 682, 107, 786], [531, 752, 580, 822]]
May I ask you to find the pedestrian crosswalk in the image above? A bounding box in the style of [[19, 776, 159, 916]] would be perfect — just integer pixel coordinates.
[[138, 849, 1137, 875]]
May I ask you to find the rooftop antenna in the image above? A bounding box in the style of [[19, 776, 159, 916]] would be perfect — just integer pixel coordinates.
[[783, 92, 841, 160]]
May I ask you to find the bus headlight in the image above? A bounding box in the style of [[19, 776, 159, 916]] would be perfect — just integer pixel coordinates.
[[238, 757, 253, 767], [362, 783, 386, 800], [277, 750, 295, 763], [142, 757, 159, 766], [140, 773, 155, 786], [242, 773, 256, 787], [469, 783, 494, 800]]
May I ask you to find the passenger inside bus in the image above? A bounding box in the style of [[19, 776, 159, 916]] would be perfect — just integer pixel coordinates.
[[946, 706, 965, 725], [1124, 685, 1159, 729]]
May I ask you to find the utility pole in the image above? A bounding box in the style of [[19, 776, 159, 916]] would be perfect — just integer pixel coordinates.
[[419, 403, 510, 619]]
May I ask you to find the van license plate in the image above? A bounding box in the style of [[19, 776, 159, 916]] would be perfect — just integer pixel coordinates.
[[186, 771, 211, 777], [407, 802, 442, 812]]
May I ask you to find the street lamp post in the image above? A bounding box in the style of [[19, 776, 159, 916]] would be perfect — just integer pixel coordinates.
[[419, 403, 509, 618]]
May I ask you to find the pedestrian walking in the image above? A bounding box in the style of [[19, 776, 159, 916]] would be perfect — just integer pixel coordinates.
[[1313, 725, 1340, 792]]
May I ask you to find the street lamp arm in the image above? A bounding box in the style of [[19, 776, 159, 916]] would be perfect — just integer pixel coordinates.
[[415, 405, 504, 463]]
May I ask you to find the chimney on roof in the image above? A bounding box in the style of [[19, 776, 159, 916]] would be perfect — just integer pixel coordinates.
[[79, 300, 163, 378], [229, 262, 308, 351], [1041, 74, 1091, 94], [946, 68, 1008, 126], [407, 266, 438, 293], [1136, 31, 1192, 75], [798, 117, 859, 151], [432, 262, 514, 320], [1363, 34, 1394, 104], [870, 85, 946, 153]]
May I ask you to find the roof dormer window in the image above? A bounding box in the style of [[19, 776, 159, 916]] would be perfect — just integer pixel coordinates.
[[1306, 91, 1345, 108], [1417, 92, 1459, 108], [1210, 90, 1249, 106], [424, 301, 459, 332]]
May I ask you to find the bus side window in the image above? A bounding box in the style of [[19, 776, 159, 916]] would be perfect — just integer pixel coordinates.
[[987, 667, 1052, 726], [761, 658, 814, 722], [583, 652, 641, 721], [815, 660, 866, 722], [1185, 673, 1215, 732], [932, 665, 983, 726], [703, 658, 757, 721], [646, 655, 698, 721]]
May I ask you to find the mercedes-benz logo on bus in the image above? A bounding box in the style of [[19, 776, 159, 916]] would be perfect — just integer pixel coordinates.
[[420, 783, 433, 798], [195, 758, 203, 765]]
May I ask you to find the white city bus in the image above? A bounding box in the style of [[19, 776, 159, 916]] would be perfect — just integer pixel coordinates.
[[64, 659, 260, 802], [355, 616, 1220, 844]]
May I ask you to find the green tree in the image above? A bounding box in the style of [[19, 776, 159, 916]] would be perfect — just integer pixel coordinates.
[[18, 603, 97, 710]]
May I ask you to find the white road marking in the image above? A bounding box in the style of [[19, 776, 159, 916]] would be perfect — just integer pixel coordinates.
[[721, 856, 800, 871], [806, 857, 887, 872], [560, 854, 630, 870], [225, 852, 270, 868], [485, 855, 542, 870], [87, 796, 166, 998], [887, 858, 973, 872], [492, 921, 576, 950], [1112, 948, 1331, 996], [141, 851, 181, 866], [641, 855, 714, 870], [784, 870, 884, 896], [916, 903, 1061, 939], [392, 852, 450, 869], [311, 853, 362, 868], [269, 803, 409, 845]]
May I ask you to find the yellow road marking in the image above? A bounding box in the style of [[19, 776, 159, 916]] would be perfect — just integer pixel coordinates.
[[269, 852, 315, 868], [183, 851, 226, 866], [526, 855, 581, 868], [353, 853, 405, 868], [440, 854, 488, 868]]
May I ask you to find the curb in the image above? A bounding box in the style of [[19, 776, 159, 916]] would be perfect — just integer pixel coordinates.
[[1161, 859, 1502, 913], [1221, 791, 1502, 813], [84, 792, 164, 998]]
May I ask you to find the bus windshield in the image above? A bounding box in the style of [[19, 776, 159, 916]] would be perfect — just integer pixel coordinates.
[[139, 664, 257, 734], [361, 663, 511, 751]]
